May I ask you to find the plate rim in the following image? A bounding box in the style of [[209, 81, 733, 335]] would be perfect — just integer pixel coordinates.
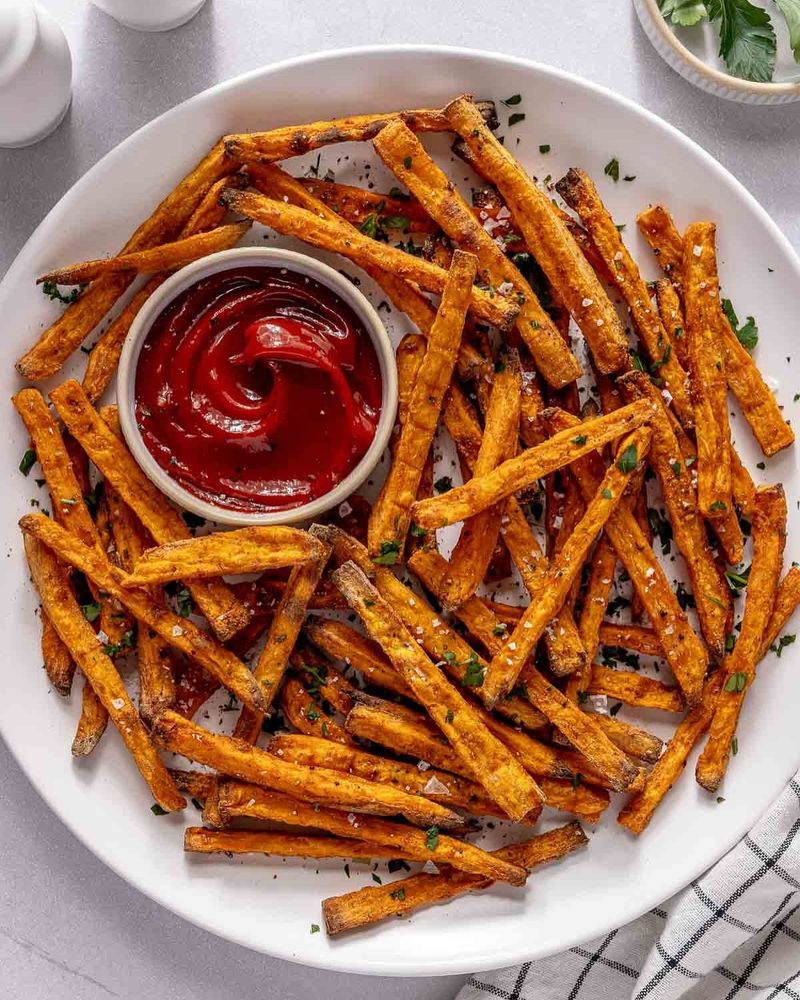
[[3, 43, 800, 978]]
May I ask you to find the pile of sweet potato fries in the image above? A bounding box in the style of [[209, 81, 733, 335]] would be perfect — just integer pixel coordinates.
[[14, 94, 800, 935]]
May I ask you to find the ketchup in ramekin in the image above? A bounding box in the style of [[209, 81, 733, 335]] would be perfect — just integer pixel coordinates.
[[134, 266, 382, 514]]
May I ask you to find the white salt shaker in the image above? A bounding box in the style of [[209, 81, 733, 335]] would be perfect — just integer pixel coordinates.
[[90, 0, 207, 32], [0, 0, 72, 148]]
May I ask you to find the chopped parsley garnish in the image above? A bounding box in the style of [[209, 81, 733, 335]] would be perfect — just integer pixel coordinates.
[[462, 652, 486, 687], [402, 156, 412, 169], [390, 887, 407, 901], [409, 522, 427, 539], [373, 540, 401, 566], [709, 500, 728, 512], [725, 565, 751, 591], [81, 602, 101, 623], [445, 709, 455, 724], [601, 487, 614, 499], [388, 859, 411, 873], [616, 443, 639, 474], [372, 873, 383, 884], [648, 507, 673, 555], [359, 212, 380, 238], [502, 94, 522, 105], [670, 460, 682, 477], [539, 143, 551, 153], [434, 476, 453, 494], [42, 281, 85, 305], [306, 704, 320, 722], [609, 701, 623, 716], [731, 736, 739, 756], [19, 449, 36, 476], [442, 650, 457, 666], [424, 825, 439, 851], [725, 671, 748, 692], [150, 804, 168, 816], [310, 923, 320, 934], [604, 157, 620, 182], [572, 434, 588, 446], [722, 298, 758, 351], [630, 351, 646, 373], [492, 623, 508, 636], [508, 112, 526, 127], [771, 633, 796, 658]]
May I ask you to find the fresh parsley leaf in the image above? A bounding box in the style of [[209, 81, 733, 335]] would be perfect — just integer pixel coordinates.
[[721, 298, 758, 350], [771, 633, 796, 658], [434, 476, 453, 494], [462, 652, 485, 687], [310, 923, 321, 934], [604, 157, 620, 182], [616, 443, 638, 474], [707, 0, 776, 83], [81, 602, 102, 623], [425, 825, 439, 851], [19, 449, 36, 476], [502, 94, 522, 105], [659, 0, 708, 26], [775, 0, 800, 60], [508, 112, 526, 126], [359, 212, 380, 238], [373, 540, 401, 566], [381, 215, 410, 232], [725, 670, 748, 692], [42, 281, 85, 305]]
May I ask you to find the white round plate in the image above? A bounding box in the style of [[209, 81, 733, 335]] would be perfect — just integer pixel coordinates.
[[2, 46, 800, 978]]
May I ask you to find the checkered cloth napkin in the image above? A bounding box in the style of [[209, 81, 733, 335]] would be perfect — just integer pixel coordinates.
[[458, 773, 800, 1000]]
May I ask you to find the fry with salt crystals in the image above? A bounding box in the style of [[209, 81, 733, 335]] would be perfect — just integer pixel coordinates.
[[40, 609, 75, 697], [412, 399, 654, 529], [760, 565, 800, 661], [299, 177, 437, 234], [636, 203, 684, 289], [184, 827, 418, 861], [279, 674, 352, 743], [440, 349, 522, 609], [17, 140, 236, 381], [655, 278, 688, 368], [38, 223, 250, 287], [445, 95, 628, 373], [556, 168, 692, 424], [484, 427, 652, 706], [696, 485, 787, 793], [545, 407, 708, 707], [49, 380, 247, 642], [373, 120, 580, 387], [150, 709, 465, 830], [587, 667, 685, 713], [323, 821, 588, 935], [221, 188, 517, 333], [19, 513, 268, 713], [683, 222, 732, 518], [598, 624, 665, 657], [368, 249, 477, 555], [217, 783, 526, 885], [23, 533, 185, 810], [331, 560, 544, 822]]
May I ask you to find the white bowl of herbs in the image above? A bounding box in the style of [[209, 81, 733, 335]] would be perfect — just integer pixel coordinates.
[[634, 0, 800, 103]]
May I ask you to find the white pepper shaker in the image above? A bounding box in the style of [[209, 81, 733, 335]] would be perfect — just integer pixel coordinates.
[[90, 0, 207, 32], [0, 0, 72, 148]]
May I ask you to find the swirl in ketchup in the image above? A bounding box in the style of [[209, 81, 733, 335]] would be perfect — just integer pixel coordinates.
[[135, 266, 382, 513]]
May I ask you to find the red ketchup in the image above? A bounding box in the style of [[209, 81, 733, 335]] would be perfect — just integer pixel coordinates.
[[135, 266, 382, 513]]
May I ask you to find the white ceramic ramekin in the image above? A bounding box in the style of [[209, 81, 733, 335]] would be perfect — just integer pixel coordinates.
[[634, 0, 800, 105], [117, 246, 398, 526]]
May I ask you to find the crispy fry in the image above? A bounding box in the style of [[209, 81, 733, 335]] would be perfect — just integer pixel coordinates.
[[298, 178, 437, 234], [412, 399, 655, 529], [19, 513, 268, 713], [38, 223, 250, 286], [444, 96, 628, 373], [18, 140, 236, 381], [269, 734, 539, 823], [441, 350, 522, 608], [696, 485, 786, 792], [636, 204, 684, 290], [221, 188, 517, 332], [595, 716, 663, 763], [368, 250, 478, 554], [567, 535, 617, 702], [442, 383, 585, 675], [40, 608, 76, 696], [618, 370, 731, 657], [588, 666, 684, 712], [760, 566, 800, 660], [23, 534, 185, 810], [374, 120, 580, 387], [93, 488, 134, 650], [49, 381, 248, 641], [279, 674, 352, 744], [683, 222, 732, 518], [597, 623, 664, 657], [72, 681, 109, 756], [224, 107, 454, 163], [218, 783, 526, 885], [618, 673, 722, 835], [544, 408, 708, 707], [169, 768, 217, 801], [150, 709, 465, 831], [485, 428, 652, 705], [323, 822, 588, 935], [331, 561, 543, 822], [184, 827, 414, 861], [556, 169, 693, 423], [655, 278, 688, 368]]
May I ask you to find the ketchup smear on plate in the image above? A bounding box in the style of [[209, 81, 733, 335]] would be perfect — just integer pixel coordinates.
[[135, 266, 382, 513]]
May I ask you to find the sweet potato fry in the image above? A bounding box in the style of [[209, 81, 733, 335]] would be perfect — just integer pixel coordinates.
[[683, 222, 732, 518], [224, 107, 453, 163], [696, 485, 786, 792], [24, 534, 185, 810], [567, 535, 617, 703], [440, 350, 523, 608], [636, 204, 684, 290], [19, 513, 268, 713], [556, 168, 692, 424], [445, 96, 629, 373], [596, 717, 663, 763], [323, 822, 588, 935], [49, 380, 248, 641], [38, 223, 250, 286], [374, 120, 580, 387], [269, 734, 538, 822], [169, 768, 217, 801], [218, 783, 525, 884], [150, 709, 465, 830], [40, 608, 76, 696], [655, 278, 688, 368], [368, 250, 478, 554], [618, 370, 731, 657], [760, 566, 800, 660], [221, 188, 517, 332], [184, 827, 414, 861], [72, 681, 109, 756], [598, 623, 664, 657], [618, 672, 722, 835], [279, 674, 351, 744], [298, 177, 436, 234], [544, 408, 708, 707], [18, 140, 236, 381], [124, 526, 322, 586], [484, 428, 653, 705], [411, 399, 655, 529], [587, 666, 684, 712], [331, 561, 543, 822]]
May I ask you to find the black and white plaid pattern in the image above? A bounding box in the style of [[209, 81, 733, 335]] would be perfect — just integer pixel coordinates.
[[459, 774, 800, 1000]]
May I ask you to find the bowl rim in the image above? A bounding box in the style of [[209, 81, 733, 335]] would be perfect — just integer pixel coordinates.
[[638, 0, 800, 95], [116, 245, 398, 526]]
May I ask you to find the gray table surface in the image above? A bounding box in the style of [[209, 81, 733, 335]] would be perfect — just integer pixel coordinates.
[[2, 2, 799, 997]]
